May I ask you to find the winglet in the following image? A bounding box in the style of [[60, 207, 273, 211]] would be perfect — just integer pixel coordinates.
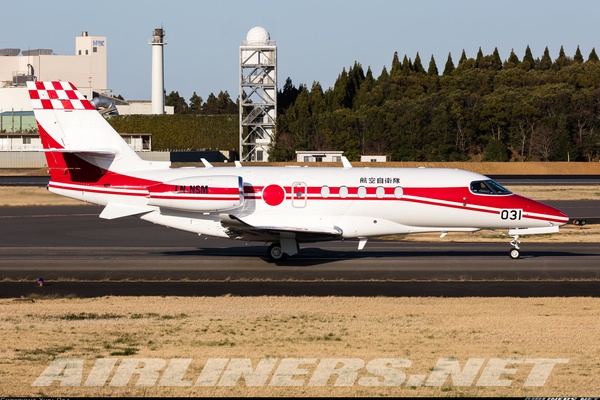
[[201, 158, 213, 168], [341, 156, 352, 168]]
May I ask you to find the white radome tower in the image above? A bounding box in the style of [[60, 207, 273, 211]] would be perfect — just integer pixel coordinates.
[[239, 26, 277, 162], [150, 28, 166, 114]]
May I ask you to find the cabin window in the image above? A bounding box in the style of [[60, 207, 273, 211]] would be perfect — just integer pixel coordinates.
[[321, 186, 330, 198], [376, 186, 385, 198], [394, 187, 403, 198], [358, 186, 367, 198], [339, 186, 348, 198]]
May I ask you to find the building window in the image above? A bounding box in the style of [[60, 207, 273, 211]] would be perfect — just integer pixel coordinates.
[[256, 150, 263, 161], [315, 156, 323, 162], [85, 50, 88, 55], [22, 137, 31, 145], [304, 156, 311, 162], [78, 50, 81, 55], [93, 47, 97, 53], [333, 156, 341, 162]]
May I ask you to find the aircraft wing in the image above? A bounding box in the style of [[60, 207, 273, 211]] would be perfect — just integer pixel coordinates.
[[219, 214, 343, 242]]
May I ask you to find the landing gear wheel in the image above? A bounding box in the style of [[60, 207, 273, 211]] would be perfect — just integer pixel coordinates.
[[268, 243, 287, 261], [509, 248, 520, 259], [509, 234, 521, 260]]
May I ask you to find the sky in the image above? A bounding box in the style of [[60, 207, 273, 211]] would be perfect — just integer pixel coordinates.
[[3, 0, 600, 102]]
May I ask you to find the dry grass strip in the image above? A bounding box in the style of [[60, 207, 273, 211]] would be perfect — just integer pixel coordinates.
[[0, 296, 598, 397]]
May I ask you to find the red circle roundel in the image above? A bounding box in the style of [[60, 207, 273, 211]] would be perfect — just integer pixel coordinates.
[[262, 184, 286, 206]]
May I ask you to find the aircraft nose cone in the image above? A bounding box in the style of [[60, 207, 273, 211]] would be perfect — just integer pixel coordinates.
[[538, 202, 569, 225], [517, 195, 569, 225]]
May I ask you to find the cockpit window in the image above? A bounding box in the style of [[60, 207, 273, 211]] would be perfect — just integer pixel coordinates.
[[470, 180, 512, 195]]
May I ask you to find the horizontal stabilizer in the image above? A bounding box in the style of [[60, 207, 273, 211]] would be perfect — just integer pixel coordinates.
[[33, 148, 118, 155], [99, 203, 155, 220]]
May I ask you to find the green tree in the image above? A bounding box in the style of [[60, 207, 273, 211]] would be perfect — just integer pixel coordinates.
[[216, 91, 237, 114], [538, 47, 552, 70], [278, 77, 300, 113], [520, 45, 535, 70], [413, 52, 426, 74], [390, 51, 402, 76], [189, 92, 203, 114], [165, 91, 189, 114], [401, 55, 412, 75], [574, 46, 584, 63], [427, 55, 439, 76], [458, 49, 468, 66], [475, 47, 484, 68], [484, 139, 509, 161], [443, 52, 455, 75], [203, 93, 219, 114], [554, 45, 572, 69], [504, 49, 520, 69]]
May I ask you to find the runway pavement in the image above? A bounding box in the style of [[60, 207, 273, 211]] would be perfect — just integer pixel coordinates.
[[0, 205, 598, 298]]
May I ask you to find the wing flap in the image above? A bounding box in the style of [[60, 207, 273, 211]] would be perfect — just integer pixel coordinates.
[[220, 214, 343, 241], [100, 203, 155, 219]]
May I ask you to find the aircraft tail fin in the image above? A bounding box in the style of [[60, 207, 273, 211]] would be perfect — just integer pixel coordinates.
[[27, 81, 169, 184]]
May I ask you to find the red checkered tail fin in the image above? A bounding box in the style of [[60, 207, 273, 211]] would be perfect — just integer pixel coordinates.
[[27, 81, 169, 182]]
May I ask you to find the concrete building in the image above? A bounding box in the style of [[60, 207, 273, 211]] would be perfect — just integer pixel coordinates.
[[0, 31, 173, 117], [360, 155, 387, 162], [0, 32, 107, 104], [295, 150, 344, 163]]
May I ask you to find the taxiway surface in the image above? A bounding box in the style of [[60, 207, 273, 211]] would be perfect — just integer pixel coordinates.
[[1, 205, 598, 298]]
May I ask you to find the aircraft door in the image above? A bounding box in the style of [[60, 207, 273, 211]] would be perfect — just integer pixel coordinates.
[[291, 182, 307, 208]]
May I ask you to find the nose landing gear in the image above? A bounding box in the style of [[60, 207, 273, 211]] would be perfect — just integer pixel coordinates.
[[509, 234, 520, 259]]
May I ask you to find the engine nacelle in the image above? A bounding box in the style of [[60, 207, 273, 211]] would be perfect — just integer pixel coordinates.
[[147, 175, 244, 212]]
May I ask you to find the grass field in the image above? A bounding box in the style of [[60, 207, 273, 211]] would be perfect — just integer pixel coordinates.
[[1, 296, 598, 397]]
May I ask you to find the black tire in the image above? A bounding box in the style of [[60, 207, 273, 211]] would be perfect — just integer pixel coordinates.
[[268, 243, 286, 261], [509, 248, 520, 259]]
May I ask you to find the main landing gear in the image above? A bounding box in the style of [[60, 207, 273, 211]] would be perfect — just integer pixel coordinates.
[[509, 234, 520, 259], [267, 242, 287, 261], [267, 240, 300, 261]]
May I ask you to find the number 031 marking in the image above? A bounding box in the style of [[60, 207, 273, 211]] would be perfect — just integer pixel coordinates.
[[500, 209, 522, 220]]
